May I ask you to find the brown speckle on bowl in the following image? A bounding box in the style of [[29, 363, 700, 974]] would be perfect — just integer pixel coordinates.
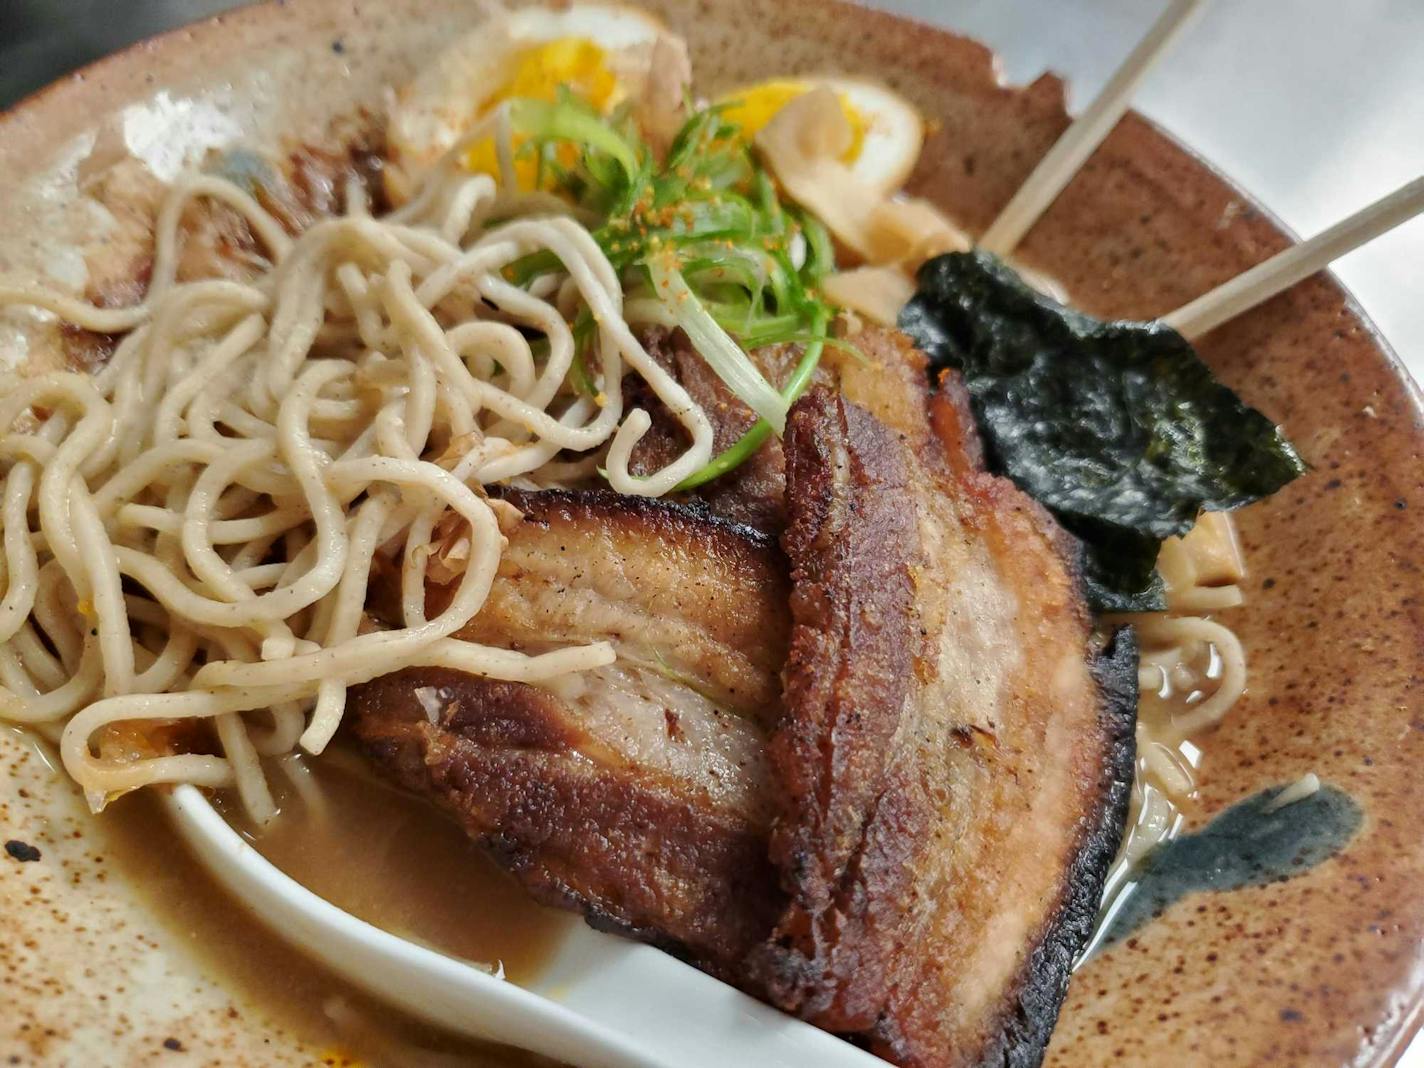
[[4, 840, 42, 863]]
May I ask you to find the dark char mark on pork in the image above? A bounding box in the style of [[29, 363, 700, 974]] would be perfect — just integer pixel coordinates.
[[349, 489, 791, 986], [749, 384, 1137, 1068], [350, 325, 1137, 1067]]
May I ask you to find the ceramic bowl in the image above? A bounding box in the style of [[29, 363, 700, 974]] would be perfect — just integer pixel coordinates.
[[1, 2, 1421, 1064]]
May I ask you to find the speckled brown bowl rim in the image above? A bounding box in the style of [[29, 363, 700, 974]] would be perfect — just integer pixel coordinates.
[[0, 1, 1421, 1065]]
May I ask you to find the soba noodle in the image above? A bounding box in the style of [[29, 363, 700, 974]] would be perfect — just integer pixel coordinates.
[[0, 109, 714, 823]]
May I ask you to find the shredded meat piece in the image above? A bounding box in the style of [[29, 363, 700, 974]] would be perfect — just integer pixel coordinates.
[[626, 323, 951, 537], [271, 117, 390, 231], [63, 116, 388, 371]]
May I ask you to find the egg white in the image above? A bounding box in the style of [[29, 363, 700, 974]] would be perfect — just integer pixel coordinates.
[[504, 4, 667, 50], [719, 77, 924, 195], [829, 79, 924, 194], [387, 3, 670, 183]]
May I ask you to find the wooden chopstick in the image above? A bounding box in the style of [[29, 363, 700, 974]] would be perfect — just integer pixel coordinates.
[[1163, 175, 1424, 339], [978, 0, 1208, 257]]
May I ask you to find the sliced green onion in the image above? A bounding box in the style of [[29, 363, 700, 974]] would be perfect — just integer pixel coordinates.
[[649, 257, 788, 433], [506, 248, 563, 286], [676, 307, 830, 491], [509, 99, 640, 180], [623, 297, 679, 328], [676, 422, 774, 493], [798, 211, 835, 281], [568, 310, 599, 397], [493, 91, 839, 488], [754, 170, 784, 236], [569, 351, 597, 397]]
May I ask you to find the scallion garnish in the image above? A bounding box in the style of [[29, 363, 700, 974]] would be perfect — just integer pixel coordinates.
[[503, 91, 838, 485]]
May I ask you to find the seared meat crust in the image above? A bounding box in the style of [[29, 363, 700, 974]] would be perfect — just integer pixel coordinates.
[[750, 386, 1136, 1068], [350, 490, 790, 982], [353, 327, 1135, 1067], [352, 668, 783, 977]]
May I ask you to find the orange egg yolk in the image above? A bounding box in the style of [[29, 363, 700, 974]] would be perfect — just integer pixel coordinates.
[[718, 81, 867, 162], [463, 38, 623, 190]]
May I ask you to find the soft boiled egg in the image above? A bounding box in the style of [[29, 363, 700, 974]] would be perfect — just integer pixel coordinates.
[[386, 3, 689, 197], [716, 78, 923, 195]]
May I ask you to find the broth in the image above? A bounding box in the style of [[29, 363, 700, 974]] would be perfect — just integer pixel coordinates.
[[216, 749, 574, 985], [95, 746, 575, 1066]]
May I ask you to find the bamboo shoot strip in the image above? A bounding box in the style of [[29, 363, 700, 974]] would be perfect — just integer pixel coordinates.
[[978, 0, 1207, 257], [1164, 175, 1424, 339]]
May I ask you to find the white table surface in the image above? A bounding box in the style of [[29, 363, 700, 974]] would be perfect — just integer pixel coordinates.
[[864, 6, 1423, 1062], [866, 0, 1424, 393]]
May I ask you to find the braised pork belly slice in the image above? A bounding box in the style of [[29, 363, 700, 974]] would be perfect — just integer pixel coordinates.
[[626, 323, 939, 538], [352, 325, 1136, 1064], [349, 490, 789, 982], [751, 387, 1137, 1068], [626, 326, 834, 536]]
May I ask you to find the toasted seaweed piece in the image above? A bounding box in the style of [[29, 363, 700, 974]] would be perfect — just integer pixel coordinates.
[[900, 249, 1305, 609]]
